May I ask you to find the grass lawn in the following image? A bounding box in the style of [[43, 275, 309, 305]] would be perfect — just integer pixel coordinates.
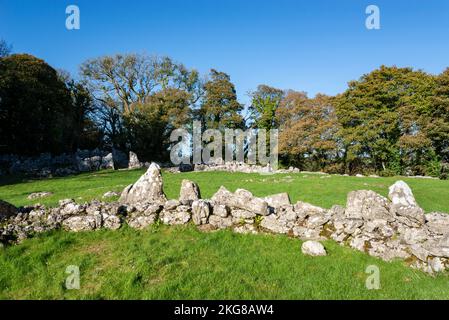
[[1, 170, 449, 299]]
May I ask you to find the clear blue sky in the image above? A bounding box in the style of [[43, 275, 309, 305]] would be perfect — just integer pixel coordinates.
[[1, 0, 449, 104]]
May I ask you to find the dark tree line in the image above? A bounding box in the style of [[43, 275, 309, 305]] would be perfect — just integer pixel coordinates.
[[0, 40, 447, 178]]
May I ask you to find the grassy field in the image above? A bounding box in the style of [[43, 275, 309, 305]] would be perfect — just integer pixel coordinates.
[[1, 169, 449, 213], [1, 170, 449, 299]]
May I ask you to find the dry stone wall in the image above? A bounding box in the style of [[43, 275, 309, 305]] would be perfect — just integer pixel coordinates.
[[1, 163, 449, 274]]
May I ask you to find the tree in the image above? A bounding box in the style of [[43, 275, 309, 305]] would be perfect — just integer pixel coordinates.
[[125, 88, 191, 161], [429, 68, 449, 162], [199, 69, 244, 130], [249, 85, 283, 130], [335, 65, 437, 175], [81, 53, 201, 153], [0, 39, 11, 57], [276, 91, 340, 171], [0, 54, 82, 155]]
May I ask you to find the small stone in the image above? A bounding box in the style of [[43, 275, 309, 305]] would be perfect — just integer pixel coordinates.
[[301, 241, 327, 256]]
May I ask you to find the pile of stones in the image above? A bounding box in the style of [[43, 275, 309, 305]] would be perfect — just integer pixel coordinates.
[[1, 163, 449, 274]]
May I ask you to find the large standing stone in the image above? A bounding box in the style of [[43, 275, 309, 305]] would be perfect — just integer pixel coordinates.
[[128, 151, 142, 169], [211, 187, 269, 216], [301, 241, 327, 256], [388, 181, 425, 226], [0, 200, 17, 222], [345, 190, 394, 221], [119, 163, 167, 205], [179, 180, 201, 204]]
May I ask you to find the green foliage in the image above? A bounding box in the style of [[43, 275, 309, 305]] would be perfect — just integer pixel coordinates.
[[199, 69, 244, 130], [0, 54, 95, 155], [249, 85, 284, 130]]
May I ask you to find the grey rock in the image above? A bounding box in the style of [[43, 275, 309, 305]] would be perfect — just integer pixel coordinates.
[[27, 192, 53, 200], [62, 215, 101, 232], [212, 204, 229, 218], [179, 180, 201, 205], [128, 151, 142, 169], [346, 190, 394, 221], [119, 163, 167, 205], [426, 212, 449, 235], [191, 200, 210, 225], [211, 186, 269, 216], [301, 241, 327, 256], [263, 193, 291, 210], [209, 215, 233, 229]]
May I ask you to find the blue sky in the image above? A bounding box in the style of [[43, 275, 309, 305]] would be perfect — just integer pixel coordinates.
[[1, 0, 449, 104]]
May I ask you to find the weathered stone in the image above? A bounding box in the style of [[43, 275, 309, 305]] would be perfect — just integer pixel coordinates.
[[119, 163, 167, 205], [103, 191, 120, 198], [388, 180, 418, 207], [346, 190, 394, 221], [208, 215, 233, 229], [263, 193, 291, 210], [305, 214, 329, 229], [27, 192, 53, 200], [294, 201, 326, 218], [260, 214, 291, 234], [0, 200, 18, 222], [128, 151, 142, 169], [212, 204, 229, 218], [179, 180, 201, 204], [191, 200, 210, 225], [301, 241, 326, 256], [231, 209, 256, 219], [293, 226, 323, 240], [59, 199, 85, 216], [160, 208, 191, 225], [388, 181, 425, 226], [211, 187, 269, 216], [62, 215, 101, 232], [426, 212, 449, 235], [164, 199, 180, 210]]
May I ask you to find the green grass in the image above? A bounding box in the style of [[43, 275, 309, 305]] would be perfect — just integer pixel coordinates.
[[1, 170, 449, 299], [1, 169, 448, 213], [1, 225, 449, 300]]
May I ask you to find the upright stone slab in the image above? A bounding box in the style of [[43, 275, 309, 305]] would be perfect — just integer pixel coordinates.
[[388, 181, 425, 226], [119, 163, 167, 205], [179, 180, 201, 204]]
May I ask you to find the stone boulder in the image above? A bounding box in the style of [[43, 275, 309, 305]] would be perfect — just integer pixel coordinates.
[[119, 163, 167, 205], [263, 193, 291, 209], [128, 151, 142, 169], [179, 180, 201, 205], [426, 212, 449, 235], [388, 181, 425, 226], [211, 187, 269, 216], [191, 200, 210, 225], [62, 215, 101, 232], [301, 241, 327, 256], [0, 200, 18, 222], [345, 190, 394, 221]]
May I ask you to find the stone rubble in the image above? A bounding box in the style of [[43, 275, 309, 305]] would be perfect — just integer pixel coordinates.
[[1, 166, 448, 275]]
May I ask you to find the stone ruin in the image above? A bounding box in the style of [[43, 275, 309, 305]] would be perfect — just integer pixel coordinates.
[[1, 163, 449, 274]]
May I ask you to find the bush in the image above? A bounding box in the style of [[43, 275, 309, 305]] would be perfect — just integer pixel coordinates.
[[440, 162, 449, 180]]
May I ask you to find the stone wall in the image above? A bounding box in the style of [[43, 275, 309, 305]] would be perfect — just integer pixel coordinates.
[[0, 149, 131, 177], [1, 163, 449, 274]]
